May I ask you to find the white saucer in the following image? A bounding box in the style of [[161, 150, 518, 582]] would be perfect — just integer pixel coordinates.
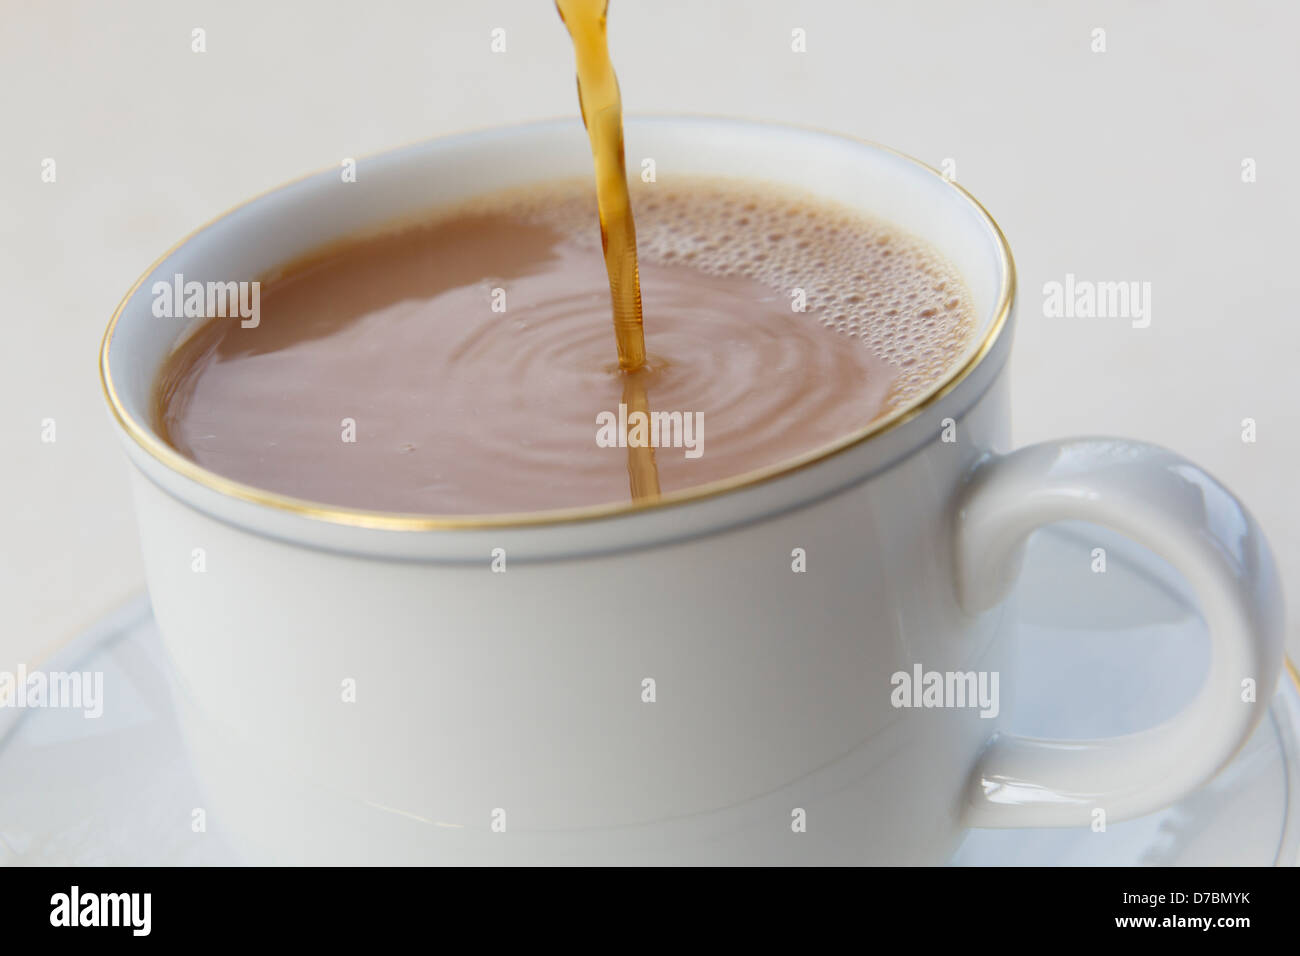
[[1, 523, 1296, 866]]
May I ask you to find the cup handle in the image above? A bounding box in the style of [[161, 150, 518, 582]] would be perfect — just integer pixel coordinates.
[[954, 437, 1285, 828]]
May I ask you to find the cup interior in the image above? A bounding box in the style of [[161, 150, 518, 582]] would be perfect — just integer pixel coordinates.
[[102, 116, 1013, 522]]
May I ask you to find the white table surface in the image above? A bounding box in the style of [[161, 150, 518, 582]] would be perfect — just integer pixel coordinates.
[[2, 0, 1296, 671]]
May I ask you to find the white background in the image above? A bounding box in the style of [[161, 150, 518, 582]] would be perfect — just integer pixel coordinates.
[[2, 0, 1296, 671]]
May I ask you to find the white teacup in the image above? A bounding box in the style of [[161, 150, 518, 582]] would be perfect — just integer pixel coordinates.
[[100, 117, 1284, 864]]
